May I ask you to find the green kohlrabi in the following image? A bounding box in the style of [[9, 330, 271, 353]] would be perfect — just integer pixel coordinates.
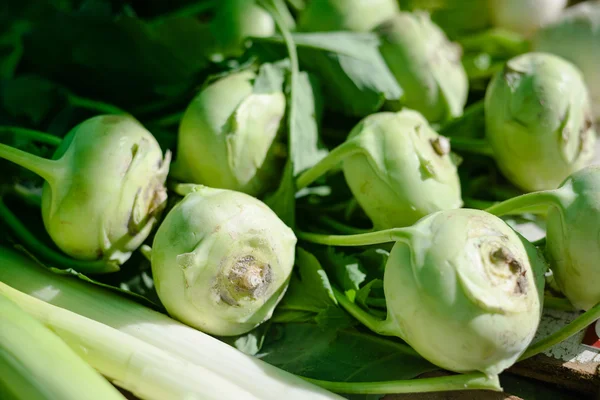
[[485, 166, 600, 311], [484, 52, 596, 192], [488, 0, 567, 37], [150, 184, 297, 336], [297, 0, 399, 33], [170, 64, 286, 197], [298, 208, 546, 376], [296, 110, 463, 229], [451, 52, 596, 192], [533, 1, 600, 121], [209, 0, 275, 59], [377, 11, 469, 123], [0, 115, 170, 269]]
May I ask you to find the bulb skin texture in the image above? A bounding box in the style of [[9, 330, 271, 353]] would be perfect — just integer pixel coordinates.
[[484, 52, 596, 192], [298, 0, 399, 32], [385, 209, 545, 375], [377, 11, 468, 123], [342, 110, 462, 229], [173, 69, 285, 196], [151, 185, 297, 336], [489, 0, 567, 36], [545, 166, 600, 311], [533, 1, 600, 121], [42, 115, 170, 265]]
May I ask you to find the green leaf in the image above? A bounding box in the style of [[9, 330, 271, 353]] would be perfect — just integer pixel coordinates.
[[322, 247, 367, 292], [276, 247, 337, 314], [254, 32, 402, 117], [252, 61, 287, 94], [290, 71, 328, 175], [264, 159, 296, 227], [218, 322, 271, 356], [258, 323, 437, 383]]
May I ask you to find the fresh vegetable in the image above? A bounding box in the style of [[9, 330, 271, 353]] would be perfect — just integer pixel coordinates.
[[488, 0, 567, 37], [296, 110, 463, 229], [297, 0, 399, 32], [298, 208, 546, 375], [533, 1, 600, 120], [150, 184, 297, 336], [484, 52, 596, 192], [398, 0, 491, 39], [0, 115, 170, 270], [486, 166, 600, 311], [210, 0, 275, 59], [377, 11, 469, 123], [0, 292, 125, 400], [0, 247, 342, 400], [170, 65, 286, 196], [0, 283, 263, 400]]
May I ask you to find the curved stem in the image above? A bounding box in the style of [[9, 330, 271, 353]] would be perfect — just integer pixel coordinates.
[[296, 227, 412, 247], [139, 245, 153, 262], [0, 198, 118, 274], [485, 191, 558, 217], [318, 215, 371, 235], [519, 301, 600, 361], [303, 372, 501, 395], [295, 141, 361, 190], [332, 286, 397, 337], [463, 197, 497, 210], [0, 127, 62, 146], [0, 143, 63, 185], [543, 296, 575, 312], [67, 94, 126, 115], [448, 137, 495, 157]]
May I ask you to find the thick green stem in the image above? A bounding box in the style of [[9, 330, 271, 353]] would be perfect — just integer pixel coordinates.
[[318, 215, 371, 235], [297, 227, 412, 247], [303, 372, 501, 395], [0, 127, 62, 146], [0, 143, 63, 185], [448, 137, 495, 157], [331, 287, 398, 337], [0, 198, 118, 274], [485, 191, 558, 217], [543, 296, 575, 312], [295, 141, 361, 190], [67, 94, 126, 115], [519, 302, 600, 361]]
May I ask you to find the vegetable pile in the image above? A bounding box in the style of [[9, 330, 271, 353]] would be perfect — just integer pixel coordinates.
[[1, 1, 600, 399]]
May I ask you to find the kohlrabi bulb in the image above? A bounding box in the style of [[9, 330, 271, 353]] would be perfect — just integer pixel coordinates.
[[150, 185, 297, 336], [172, 69, 286, 197], [383, 209, 545, 375], [377, 12, 468, 123], [399, 0, 491, 39], [486, 166, 600, 311], [210, 0, 275, 59], [484, 52, 596, 192], [489, 0, 567, 37], [533, 1, 600, 120], [545, 167, 600, 311], [296, 110, 463, 229], [297, 0, 399, 32], [300, 208, 545, 375], [0, 115, 170, 268]]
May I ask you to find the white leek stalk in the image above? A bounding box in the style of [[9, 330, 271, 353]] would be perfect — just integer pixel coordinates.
[[0, 292, 124, 400], [0, 283, 259, 400], [0, 248, 342, 400]]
